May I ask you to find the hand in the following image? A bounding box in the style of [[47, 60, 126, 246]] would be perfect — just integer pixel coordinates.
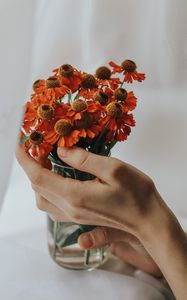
[[16, 145, 167, 239], [16, 145, 187, 299], [78, 226, 162, 277]]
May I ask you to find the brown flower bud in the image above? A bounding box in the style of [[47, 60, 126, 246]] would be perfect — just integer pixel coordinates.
[[54, 119, 72, 136], [106, 102, 122, 118], [37, 104, 54, 120], [81, 74, 96, 89], [114, 88, 128, 101], [32, 79, 45, 92], [95, 66, 111, 80], [71, 99, 88, 113], [121, 60, 136, 73], [59, 64, 74, 78], [29, 131, 43, 145], [46, 77, 61, 88], [93, 91, 108, 105]]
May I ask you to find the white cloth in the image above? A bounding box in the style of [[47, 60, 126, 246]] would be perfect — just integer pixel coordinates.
[[0, 0, 187, 215], [0, 228, 174, 300], [0, 1, 187, 299], [0, 0, 36, 207]]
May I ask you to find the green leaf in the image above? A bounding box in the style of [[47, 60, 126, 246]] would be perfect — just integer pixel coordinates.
[[56, 228, 82, 248], [20, 136, 29, 145], [79, 225, 96, 233]]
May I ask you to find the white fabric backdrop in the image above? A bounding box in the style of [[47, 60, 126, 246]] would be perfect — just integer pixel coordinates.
[[0, 0, 187, 216], [0, 1, 187, 299]]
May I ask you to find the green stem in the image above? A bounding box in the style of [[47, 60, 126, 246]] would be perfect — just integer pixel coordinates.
[[120, 78, 125, 88], [91, 123, 109, 153], [73, 90, 80, 100], [85, 250, 90, 266]]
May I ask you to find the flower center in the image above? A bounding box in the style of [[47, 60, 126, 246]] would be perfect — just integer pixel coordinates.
[[94, 91, 108, 105], [32, 79, 44, 92], [75, 112, 92, 129], [71, 99, 88, 113], [114, 88, 128, 101], [121, 60, 136, 73], [54, 119, 72, 136], [37, 104, 54, 120], [95, 66, 111, 80], [59, 64, 74, 78], [29, 131, 43, 145], [106, 102, 122, 118], [46, 77, 61, 88], [81, 74, 96, 89]]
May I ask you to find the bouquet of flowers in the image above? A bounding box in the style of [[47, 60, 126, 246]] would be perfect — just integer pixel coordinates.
[[20, 59, 145, 270]]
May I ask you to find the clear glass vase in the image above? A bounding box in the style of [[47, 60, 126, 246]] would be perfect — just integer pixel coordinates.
[[47, 157, 109, 270]]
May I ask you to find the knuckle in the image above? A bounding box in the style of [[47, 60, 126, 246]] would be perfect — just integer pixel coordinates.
[[79, 152, 90, 169], [143, 177, 155, 195], [109, 160, 125, 180], [99, 227, 109, 244]]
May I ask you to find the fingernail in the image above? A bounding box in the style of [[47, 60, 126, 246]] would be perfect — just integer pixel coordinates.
[[80, 233, 93, 249], [57, 147, 69, 158]]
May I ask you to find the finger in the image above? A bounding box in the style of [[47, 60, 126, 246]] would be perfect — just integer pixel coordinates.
[[110, 242, 162, 277], [33, 187, 99, 225], [35, 192, 70, 221], [57, 146, 120, 184], [78, 227, 134, 249], [16, 145, 92, 203]]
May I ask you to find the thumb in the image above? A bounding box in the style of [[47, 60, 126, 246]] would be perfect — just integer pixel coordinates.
[[78, 227, 133, 249], [57, 146, 115, 183]]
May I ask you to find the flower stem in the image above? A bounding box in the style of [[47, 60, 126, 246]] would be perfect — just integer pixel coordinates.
[[85, 250, 90, 266]]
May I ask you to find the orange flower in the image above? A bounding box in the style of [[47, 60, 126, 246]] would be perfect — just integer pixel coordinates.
[[109, 60, 145, 84], [122, 91, 137, 112], [45, 119, 81, 147], [22, 102, 38, 132], [31, 92, 54, 107], [35, 76, 70, 100], [60, 71, 82, 93], [53, 65, 82, 93], [78, 74, 98, 99], [32, 79, 45, 93], [106, 117, 133, 142], [66, 99, 103, 121], [23, 131, 52, 158], [78, 87, 99, 100], [22, 102, 69, 133], [21, 59, 145, 156], [75, 112, 102, 139], [100, 102, 135, 142], [95, 66, 121, 90], [98, 77, 121, 90]]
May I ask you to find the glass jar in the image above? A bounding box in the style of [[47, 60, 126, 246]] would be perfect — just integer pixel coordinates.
[[47, 158, 109, 270]]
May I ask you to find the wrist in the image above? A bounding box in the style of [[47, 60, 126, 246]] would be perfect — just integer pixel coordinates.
[[137, 195, 187, 300], [136, 190, 181, 245]]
